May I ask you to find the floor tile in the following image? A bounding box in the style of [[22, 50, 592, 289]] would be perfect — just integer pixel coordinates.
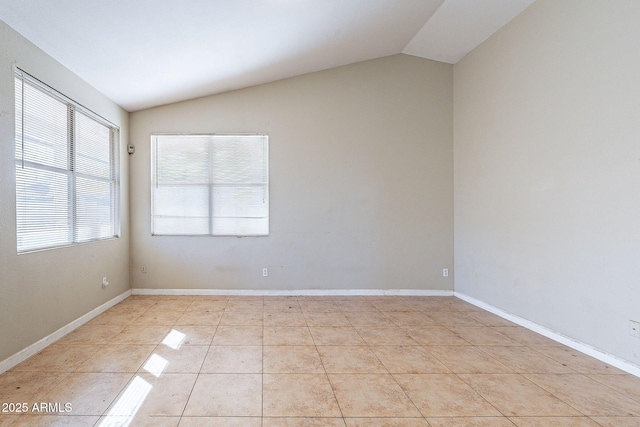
[[509, 417, 602, 426], [225, 300, 264, 310], [479, 346, 575, 374], [492, 327, 559, 346], [590, 417, 640, 427], [264, 312, 307, 327], [447, 327, 521, 346], [459, 374, 581, 417], [201, 346, 263, 373], [0, 371, 69, 402], [175, 310, 223, 326], [329, 374, 421, 417], [345, 418, 429, 426], [333, 302, 378, 312], [426, 311, 484, 327], [263, 327, 314, 346], [403, 297, 457, 312], [394, 374, 501, 417], [264, 346, 325, 373], [426, 346, 513, 374], [532, 346, 625, 374], [168, 325, 216, 346], [264, 304, 302, 315], [183, 374, 262, 416], [75, 344, 155, 372], [179, 417, 262, 426], [39, 372, 132, 415], [402, 326, 470, 346], [132, 310, 184, 326], [109, 326, 172, 345], [587, 373, 640, 402], [524, 373, 640, 416], [212, 326, 263, 346], [463, 311, 518, 327], [187, 299, 229, 311], [56, 323, 125, 345], [317, 346, 387, 373], [355, 327, 418, 346], [344, 312, 395, 327], [150, 297, 195, 311], [119, 295, 160, 305], [301, 307, 342, 315], [103, 373, 196, 419], [371, 346, 450, 374], [304, 312, 351, 327], [426, 417, 515, 427], [9, 415, 101, 426], [263, 374, 342, 417], [4, 295, 640, 427], [264, 417, 347, 426], [10, 344, 102, 372], [382, 311, 435, 327], [299, 302, 341, 312], [309, 327, 366, 346], [0, 415, 19, 426], [264, 296, 300, 304], [448, 300, 484, 312], [368, 300, 414, 312], [219, 311, 264, 326], [89, 307, 145, 325], [144, 345, 208, 374]]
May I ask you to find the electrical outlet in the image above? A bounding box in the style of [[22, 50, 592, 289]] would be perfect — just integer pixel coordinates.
[[443, 268, 449, 277], [630, 320, 640, 338], [102, 277, 109, 288], [262, 268, 268, 277], [141, 265, 148, 274]]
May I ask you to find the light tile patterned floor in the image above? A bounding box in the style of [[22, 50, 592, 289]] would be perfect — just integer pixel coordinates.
[[1, 295, 639, 426]]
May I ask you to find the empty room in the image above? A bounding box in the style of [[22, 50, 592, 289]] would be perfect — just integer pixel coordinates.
[[0, 0, 639, 426]]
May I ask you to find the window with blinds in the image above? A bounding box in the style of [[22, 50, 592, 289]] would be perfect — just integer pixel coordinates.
[[14, 69, 119, 253], [151, 134, 269, 236]]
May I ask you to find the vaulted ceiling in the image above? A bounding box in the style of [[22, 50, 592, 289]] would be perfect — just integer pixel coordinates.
[[0, 0, 535, 111]]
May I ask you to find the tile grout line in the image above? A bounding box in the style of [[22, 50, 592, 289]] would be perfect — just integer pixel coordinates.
[[5, 295, 640, 425], [175, 296, 226, 422], [302, 303, 347, 424], [377, 307, 449, 424]]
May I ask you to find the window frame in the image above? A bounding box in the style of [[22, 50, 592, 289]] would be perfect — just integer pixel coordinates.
[[150, 133, 269, 237], [14, 68, 120, 254]]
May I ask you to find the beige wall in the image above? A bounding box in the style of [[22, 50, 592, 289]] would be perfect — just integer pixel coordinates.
[[130, 54, 453, 292], [454, 0, 640, 364], [0, 21, 130, 362]]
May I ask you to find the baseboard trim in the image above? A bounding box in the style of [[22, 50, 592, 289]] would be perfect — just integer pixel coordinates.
[[131, 288, 454, 297], [454, 292, 640, 377], [0, 289, 132, 375]]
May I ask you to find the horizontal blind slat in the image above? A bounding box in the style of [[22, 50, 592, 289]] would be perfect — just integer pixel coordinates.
[[14, 69, 119, 253]]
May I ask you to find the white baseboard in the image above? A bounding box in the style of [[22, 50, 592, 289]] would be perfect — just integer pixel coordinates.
[[455, 292, 640, 378], [131, 288, 454, 297], [0, 290, 132, 375], [15, 288, 634, 378]]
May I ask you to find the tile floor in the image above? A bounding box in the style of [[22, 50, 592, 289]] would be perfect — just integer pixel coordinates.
[[1, 295, 639, 426]]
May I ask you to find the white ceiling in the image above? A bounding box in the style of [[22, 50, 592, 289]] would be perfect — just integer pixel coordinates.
[[0, 0, 535, 112]]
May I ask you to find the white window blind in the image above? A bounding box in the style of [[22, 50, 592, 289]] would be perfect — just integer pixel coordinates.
[[151, 134, 269, 236], [14, 69, 119, 253]]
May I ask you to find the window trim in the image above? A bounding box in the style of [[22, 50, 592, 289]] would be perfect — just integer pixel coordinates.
[[14, 68, 120, 254], [150, 133, 269, 237]]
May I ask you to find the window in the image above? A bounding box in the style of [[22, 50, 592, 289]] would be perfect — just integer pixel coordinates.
[[151, 134, 269, 236], [14, 69, 119, 253]]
